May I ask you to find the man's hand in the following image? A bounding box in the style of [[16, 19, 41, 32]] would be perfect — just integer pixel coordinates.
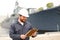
[[31, 32, 37, 37], [20, 34, 27, 39]]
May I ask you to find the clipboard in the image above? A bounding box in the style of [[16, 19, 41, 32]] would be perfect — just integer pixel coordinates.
[[25, 28, 38, 37]]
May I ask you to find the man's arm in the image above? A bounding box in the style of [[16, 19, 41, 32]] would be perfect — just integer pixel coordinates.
[[9, 24, 27, 39], [9, 24, 20, 39]]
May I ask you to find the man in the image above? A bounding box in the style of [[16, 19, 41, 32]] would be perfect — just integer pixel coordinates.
[[9, 9, 37, 40]]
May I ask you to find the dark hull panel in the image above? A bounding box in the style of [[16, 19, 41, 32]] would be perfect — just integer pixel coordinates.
[[28, 6, 60, 32]]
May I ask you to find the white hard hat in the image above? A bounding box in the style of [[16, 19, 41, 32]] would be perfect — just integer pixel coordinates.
[[18, 9, 29, 17]]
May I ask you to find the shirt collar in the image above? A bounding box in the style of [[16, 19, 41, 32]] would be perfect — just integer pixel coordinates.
[[19, 20, 24, 25], [17, 19, 24, 25]]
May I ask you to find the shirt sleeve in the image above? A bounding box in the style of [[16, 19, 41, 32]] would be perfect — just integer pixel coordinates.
[[9, 24, 20, 39]]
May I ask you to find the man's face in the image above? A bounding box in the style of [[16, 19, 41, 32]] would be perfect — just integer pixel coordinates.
[[19, 15, 27, 23]]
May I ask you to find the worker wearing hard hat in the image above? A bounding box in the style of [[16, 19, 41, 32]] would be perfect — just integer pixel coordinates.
[[9, 9, 37, 40]]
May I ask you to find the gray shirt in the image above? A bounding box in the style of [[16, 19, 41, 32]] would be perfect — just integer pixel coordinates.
[[9, 21, 33, 40]]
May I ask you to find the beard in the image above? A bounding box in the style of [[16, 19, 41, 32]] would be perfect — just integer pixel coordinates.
[[20, 19, 26, 23]]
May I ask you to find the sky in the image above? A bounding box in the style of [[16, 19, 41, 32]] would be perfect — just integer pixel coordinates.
[[0, 0, 60, 16]]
